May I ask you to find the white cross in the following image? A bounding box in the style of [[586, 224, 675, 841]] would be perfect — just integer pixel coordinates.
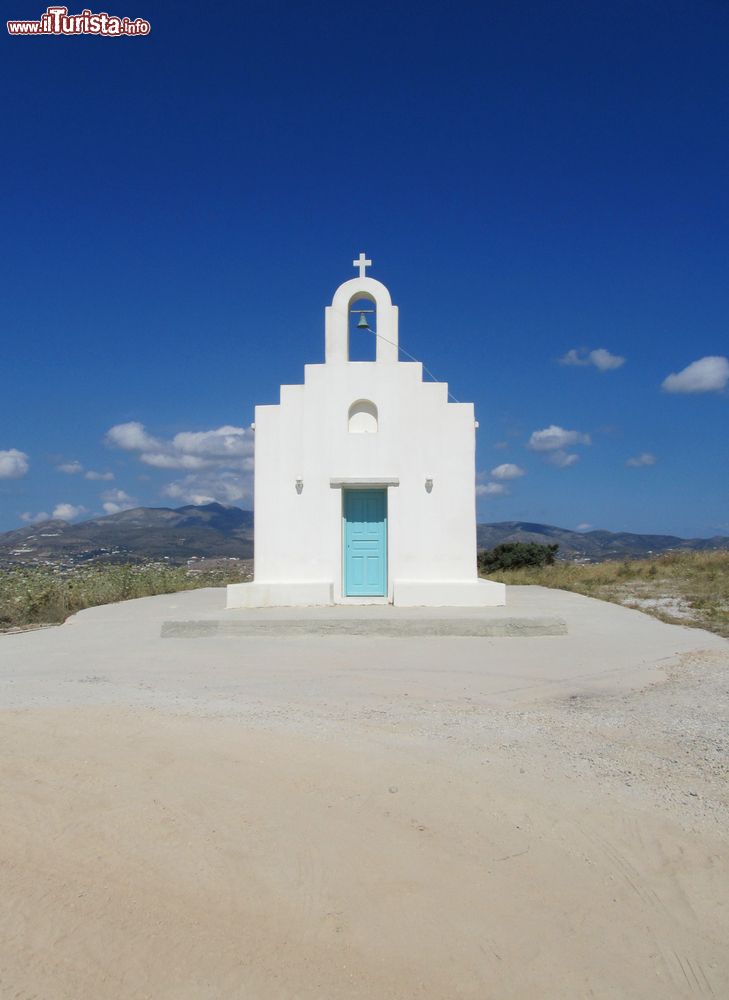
[[353, 252, 372, 278]]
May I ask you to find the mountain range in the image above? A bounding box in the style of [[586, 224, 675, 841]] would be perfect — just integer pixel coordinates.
[[0, 503, 253, 566], [1, 504, 727, 567], [476, 521, 729, 561]]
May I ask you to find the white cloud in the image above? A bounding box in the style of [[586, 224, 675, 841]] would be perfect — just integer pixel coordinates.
[[626, 452, 657, 467], [20, 511, 50, 524], [0, 449, 30, 479], [528, 425, 591, 452], [590, 348, 626, 371], [490, 463, 525, 480], [52, 503, 88, 521], [162, 470, 251, 506], [172, 426, 251, 459], [105, 421, 255, 507], [560, 348, 625, 371], [100, 488, 136, 514], [476, 482, 508, 497], [559, 349, 586, 366], [102, 488, 135, 503], [106, 421, 254, 472], [139, 452, 210, 470], [105, 421, 161, 451], [661, 356, 729, 394], [57, 461, 114, 481], [547, 450, 579, 468], [576, 523, 593, 532]]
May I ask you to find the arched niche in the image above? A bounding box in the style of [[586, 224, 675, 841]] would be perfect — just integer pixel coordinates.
[[348, 399, 378, 434]]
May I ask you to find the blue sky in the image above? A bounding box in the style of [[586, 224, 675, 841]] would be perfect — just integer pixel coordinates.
[[2, 0, 727, 537]]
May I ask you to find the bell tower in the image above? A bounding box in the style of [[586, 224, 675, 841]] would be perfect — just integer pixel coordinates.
[[325, 253, 399, 364]]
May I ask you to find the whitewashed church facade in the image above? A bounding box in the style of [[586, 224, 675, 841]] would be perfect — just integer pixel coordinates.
[[226, 256, 506, 608]]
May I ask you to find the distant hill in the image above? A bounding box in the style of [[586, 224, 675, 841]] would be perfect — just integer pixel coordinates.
[[1, 505, 727, 567], [477, 521, 729, 562], [0, 503, 253, 566]]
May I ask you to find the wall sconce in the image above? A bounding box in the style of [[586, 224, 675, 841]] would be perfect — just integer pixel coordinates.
[[425, 477, 433, 493], [295, 478, 304, 494]]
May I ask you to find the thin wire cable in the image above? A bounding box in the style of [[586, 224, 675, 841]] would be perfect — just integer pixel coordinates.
[[361, 325, 461, 403]]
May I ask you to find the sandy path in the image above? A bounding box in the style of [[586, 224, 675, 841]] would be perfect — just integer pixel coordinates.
[[1, 587, 728, 999]]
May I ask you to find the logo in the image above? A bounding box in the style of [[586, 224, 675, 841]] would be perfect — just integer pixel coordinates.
[[8, 6, 150, 36]]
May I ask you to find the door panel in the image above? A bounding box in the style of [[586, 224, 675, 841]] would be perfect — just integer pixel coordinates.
[[344, 489, 387, 597]]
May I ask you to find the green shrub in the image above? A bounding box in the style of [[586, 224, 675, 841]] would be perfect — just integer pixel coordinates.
[[478, 542, 559, 572]]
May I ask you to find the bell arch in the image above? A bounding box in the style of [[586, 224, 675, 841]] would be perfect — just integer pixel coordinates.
[[325, 276, 399, 364]]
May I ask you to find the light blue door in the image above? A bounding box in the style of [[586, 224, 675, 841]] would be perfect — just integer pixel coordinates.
[[343, 489, 387, 597]]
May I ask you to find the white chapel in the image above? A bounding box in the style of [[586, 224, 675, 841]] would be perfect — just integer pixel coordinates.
[[226, 255, 506, 609]]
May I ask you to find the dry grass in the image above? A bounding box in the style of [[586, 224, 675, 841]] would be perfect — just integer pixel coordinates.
[[484, 550, 729, 638], [5, 552, 728, 639], [0, 562, 251, 631]]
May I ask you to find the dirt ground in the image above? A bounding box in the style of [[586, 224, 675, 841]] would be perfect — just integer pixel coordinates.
[[1, 587, 728, 999]]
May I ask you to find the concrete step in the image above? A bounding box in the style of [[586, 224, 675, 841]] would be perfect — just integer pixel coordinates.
[[161, 616, 567, 638]]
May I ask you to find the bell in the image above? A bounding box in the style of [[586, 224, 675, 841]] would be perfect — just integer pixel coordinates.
[[357, 312, 369, 329]]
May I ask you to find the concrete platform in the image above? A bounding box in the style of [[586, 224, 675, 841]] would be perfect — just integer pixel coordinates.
[[2, 585, 727, 709], [163, 596, 565, 637]]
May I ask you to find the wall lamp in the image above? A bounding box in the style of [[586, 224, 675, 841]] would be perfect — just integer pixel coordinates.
[[425, 477, 433, 493], [295, 478, 304, 494]]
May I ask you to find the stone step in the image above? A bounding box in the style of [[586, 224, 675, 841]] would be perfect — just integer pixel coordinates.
[[161, 617, 567, 638]]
